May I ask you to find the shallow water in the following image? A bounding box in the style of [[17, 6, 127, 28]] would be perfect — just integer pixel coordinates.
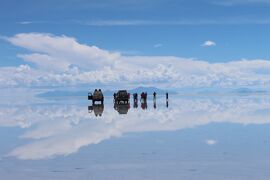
[[1, 94, 270, 179]]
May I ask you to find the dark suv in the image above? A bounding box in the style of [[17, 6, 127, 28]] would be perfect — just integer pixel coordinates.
[[114, 90, 130, 104], [88, 89, 104, 104]]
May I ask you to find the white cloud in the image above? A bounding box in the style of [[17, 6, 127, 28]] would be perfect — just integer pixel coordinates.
[[202, 40, 216, 47], [17, 21, 33, 25], [2, 33, 270, 89], [205, 139, 218, 145], [8, 33, 120, 72]]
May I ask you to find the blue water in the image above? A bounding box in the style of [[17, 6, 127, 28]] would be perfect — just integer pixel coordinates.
[[1, 94, 270, 179]]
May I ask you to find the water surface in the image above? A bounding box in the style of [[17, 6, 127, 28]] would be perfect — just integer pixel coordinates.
[[1, 94, 270, 179]]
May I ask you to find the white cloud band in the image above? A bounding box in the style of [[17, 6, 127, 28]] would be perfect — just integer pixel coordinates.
[[2, 33, 270, 89]]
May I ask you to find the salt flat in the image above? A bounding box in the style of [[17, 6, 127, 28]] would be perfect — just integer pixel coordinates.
[[1, 94, 270, 179]]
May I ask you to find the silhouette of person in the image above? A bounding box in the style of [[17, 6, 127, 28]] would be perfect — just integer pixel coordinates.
[[141, 92, 145, 102], [133, 93, 138, 102]]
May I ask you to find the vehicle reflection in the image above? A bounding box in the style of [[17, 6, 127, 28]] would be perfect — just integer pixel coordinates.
[[114, 102, 130, 114], [88, 104, 104, 117], [88, 99, 169, 115]]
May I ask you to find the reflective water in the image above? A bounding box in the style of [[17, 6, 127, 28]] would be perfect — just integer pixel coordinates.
[[1, 94, 270, 179]]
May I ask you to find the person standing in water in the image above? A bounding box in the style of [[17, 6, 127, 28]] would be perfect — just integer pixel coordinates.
[[153, 92, 157, 109], [166, 92, 169, 108]]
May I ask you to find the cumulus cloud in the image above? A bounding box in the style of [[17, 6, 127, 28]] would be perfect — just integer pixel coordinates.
[[8, 33, 120, 72], [205, 139, 218, 145], [202, 40, 216, 47], [2, 33, 270, 89]]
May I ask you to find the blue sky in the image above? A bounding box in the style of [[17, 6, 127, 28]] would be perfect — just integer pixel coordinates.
[[1, 0, 270, 88], [1, 0, 270, 63]]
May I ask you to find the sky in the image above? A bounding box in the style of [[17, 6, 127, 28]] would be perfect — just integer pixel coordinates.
[[1, 0, 270, 89]]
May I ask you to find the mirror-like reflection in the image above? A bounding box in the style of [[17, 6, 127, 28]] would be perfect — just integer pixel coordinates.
[[88, 104, 104, 117], [0, 94, 270, 160], [85, 91, 169, 115], [1, 94, 270, 179]]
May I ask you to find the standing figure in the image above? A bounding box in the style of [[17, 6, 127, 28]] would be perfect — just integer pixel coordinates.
[[133, 93, 138, 102], [166, 92, 169, 108], [153, 92, 157, 109], [133, 93, 138, 108], [141, 92, 145, 102]]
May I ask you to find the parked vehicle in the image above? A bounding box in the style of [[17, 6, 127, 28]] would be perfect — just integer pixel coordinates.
[[113, 90, 130, 104], [88, 89, 104, 104]]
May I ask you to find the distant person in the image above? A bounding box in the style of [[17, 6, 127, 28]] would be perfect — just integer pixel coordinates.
[[153, 92, 156, 99], [141, 92, 145, 101], [166, 92, 169, 101], [133, 93, 138, 102]]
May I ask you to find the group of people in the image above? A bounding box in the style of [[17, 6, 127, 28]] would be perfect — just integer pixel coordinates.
[[133, 92, 168, 102], [132, 92, 169, 109], [132, 92, 148, 102]]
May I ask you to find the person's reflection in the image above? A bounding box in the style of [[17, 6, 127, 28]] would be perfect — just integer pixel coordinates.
[[133, 100, 138, 108], [114, 102, 130, 114], [153, 99, 157, 109], [141, 99, 148, 110], [166, 92, 169, 108], [88, 104, 104, 117], [133, 93, 138, 108], [153, 92, 157, 109]]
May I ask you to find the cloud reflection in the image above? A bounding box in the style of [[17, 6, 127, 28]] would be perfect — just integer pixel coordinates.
[[1, 95, 270, 159]]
